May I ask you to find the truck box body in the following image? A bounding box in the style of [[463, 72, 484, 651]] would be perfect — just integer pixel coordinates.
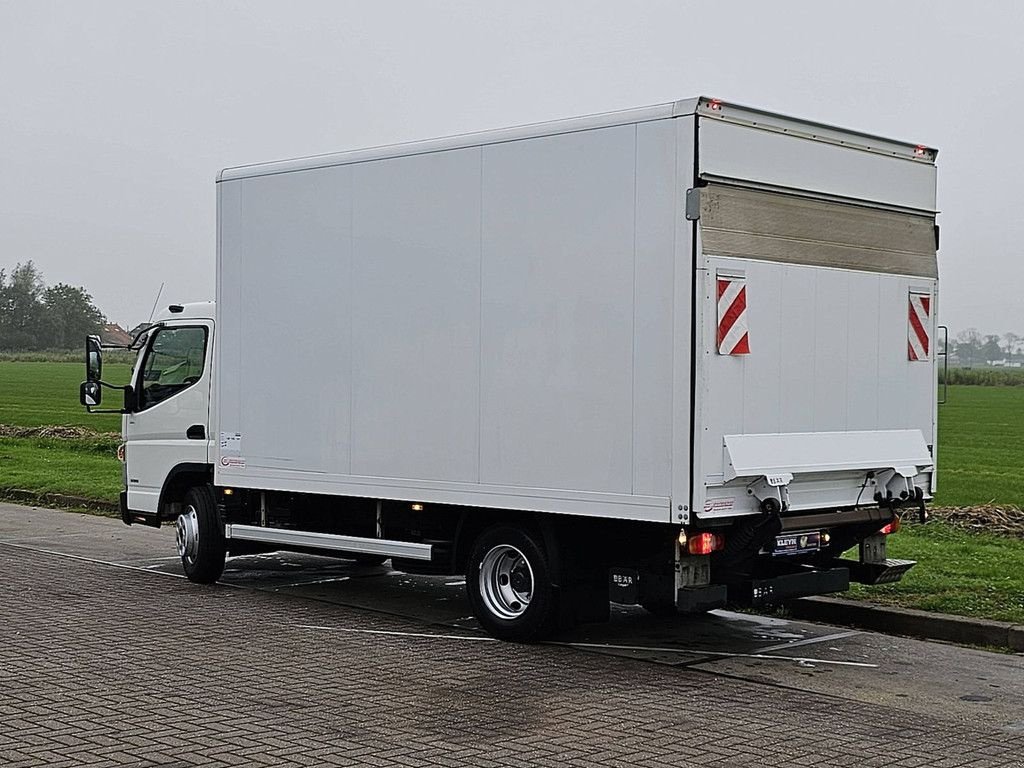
[[213, 97, 938, 527]]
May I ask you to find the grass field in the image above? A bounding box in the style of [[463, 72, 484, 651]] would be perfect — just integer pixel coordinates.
[[0, 435, 123, 500], [0, 361, 131, 432], [936, 385, 1024, 507], [848, 522, 1024, 624]]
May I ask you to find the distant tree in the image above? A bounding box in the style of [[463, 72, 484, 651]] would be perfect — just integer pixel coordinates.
[[981, 334, 1003, 364], [0, 261, 105, 351], [40, 283, 105, 349], [1003, 332, 1021, 364], [0, 261, 46, 350], [954, 328, 982, 367]]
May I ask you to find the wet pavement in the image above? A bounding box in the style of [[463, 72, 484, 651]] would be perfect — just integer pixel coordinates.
[[2, 502, 1023, 766]]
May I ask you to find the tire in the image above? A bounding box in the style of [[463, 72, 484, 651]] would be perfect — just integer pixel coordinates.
[[176, 485, 226, 584], [466, 525, 558, 642]]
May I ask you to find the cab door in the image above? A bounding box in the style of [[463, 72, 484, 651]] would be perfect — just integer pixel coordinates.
[[125, 322, 213, 514]]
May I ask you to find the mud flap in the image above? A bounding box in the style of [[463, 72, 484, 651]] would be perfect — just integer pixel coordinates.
[[120, 492, 161, 528]]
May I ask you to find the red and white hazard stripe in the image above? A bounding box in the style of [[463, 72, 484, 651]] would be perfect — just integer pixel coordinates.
[[908, 291, 931, 361], [717, 273, 750, 355]]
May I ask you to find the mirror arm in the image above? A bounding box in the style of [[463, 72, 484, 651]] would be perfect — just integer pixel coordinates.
[[85, 381, 134, 414]]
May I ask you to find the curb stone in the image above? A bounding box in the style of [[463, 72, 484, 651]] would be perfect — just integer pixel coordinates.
[[789, 595, 1024, 651], [0, 488, 118, 514]]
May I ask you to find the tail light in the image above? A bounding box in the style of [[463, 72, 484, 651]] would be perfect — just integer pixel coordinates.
[[688, 532, 725, 556], [879, 516, 901, 536]]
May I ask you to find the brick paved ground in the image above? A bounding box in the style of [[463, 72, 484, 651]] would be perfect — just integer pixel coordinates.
[[1, 543, 1022, 767]]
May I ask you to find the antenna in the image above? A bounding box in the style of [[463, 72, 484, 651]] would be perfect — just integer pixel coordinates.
[[147, 282, 165, 324]]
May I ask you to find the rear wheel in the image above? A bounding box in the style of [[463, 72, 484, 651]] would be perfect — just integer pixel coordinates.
[[176, 485, 226, 584], [466, 525, 558, 642]]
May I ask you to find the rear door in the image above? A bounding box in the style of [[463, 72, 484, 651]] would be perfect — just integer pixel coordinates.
[[693, 183, 938, 520]]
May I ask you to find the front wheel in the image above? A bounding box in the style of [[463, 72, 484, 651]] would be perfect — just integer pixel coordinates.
[[466, 525, 558, 642], [176, 485, 226, 584]]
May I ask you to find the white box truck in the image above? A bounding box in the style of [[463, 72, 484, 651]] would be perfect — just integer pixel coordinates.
[[81, 97, 940, 640]]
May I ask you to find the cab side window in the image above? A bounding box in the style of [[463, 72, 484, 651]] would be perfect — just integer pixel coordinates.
[[138, 327, 208, 410]]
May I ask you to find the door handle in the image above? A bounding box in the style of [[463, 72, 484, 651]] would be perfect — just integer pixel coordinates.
[[186, 425, 206, 440]]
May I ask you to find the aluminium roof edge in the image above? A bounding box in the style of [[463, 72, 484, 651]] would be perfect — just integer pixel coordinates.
[[217, 99, 697, 182]]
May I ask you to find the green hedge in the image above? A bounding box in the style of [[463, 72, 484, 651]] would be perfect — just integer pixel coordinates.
[[939, 367, 1024, 386], [0, 349, 137, 365]]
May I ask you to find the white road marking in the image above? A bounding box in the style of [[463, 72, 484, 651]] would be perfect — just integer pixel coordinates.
[[757, 630, 861, 654], [0, 540, 185, 578], [298, 624, 496, 642], [297, 624, 878, 668], [273, 576, 351, 589], [555, 640, 878, 668], [0, 532, 96, 542]]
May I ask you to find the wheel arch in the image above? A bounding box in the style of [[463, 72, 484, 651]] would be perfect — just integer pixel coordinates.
[[158, 463, 214, 521]]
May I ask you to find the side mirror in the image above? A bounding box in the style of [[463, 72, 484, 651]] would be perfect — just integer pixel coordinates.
[[80, 380, 101, 407], [86, 335, 102, 382]]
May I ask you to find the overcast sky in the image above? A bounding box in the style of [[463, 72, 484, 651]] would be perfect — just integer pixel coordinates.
[[1, 1, 1021, 334]]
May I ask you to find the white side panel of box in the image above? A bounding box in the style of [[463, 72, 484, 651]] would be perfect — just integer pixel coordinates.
[[238, 168, 355, 475], [350, 149, 482, 483], [699, 118, 937, 212], [479, 125, 637, 494], [215, 120, 680, 523], [632, 119, 679, 499]]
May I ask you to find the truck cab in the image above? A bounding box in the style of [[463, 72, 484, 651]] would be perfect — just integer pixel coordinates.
[[83, 302, 215, 529]]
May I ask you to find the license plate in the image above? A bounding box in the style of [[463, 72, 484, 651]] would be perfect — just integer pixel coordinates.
[[773, 532, 821, 556]]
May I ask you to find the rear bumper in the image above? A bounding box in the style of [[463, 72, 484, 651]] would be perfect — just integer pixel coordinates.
[[728, 567, 850, 609]]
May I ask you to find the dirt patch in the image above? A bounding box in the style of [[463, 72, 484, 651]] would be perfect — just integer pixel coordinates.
[[923, 506, 1024, 538]]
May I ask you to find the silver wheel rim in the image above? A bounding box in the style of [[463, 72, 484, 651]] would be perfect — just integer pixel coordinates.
[[176, 506, 199, 565], [478, 544, 534, 620]]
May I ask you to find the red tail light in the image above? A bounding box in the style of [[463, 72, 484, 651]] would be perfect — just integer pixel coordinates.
[[688, 532, 725, 556], [879, 516, 901, 536]]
